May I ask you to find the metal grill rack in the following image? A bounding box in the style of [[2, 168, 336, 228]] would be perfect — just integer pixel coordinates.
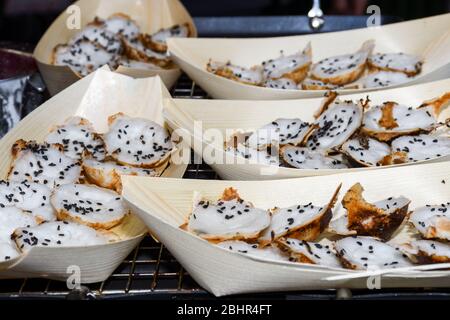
[[2, 74, 450, 300]]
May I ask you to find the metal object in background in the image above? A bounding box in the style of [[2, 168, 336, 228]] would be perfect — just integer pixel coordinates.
[[193, 15, 401, 37], [308, 0, 325, 30], [0, 45, 47, 137]]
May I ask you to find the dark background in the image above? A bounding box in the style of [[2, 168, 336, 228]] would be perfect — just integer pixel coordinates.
[[0, 0, 449, 43]]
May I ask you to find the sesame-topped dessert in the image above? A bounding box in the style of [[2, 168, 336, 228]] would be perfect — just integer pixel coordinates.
[[51, 183, 128, 230], [225, 91, 450, 170], [103, 113, 174, 168], [311, 40, 374, 86], [206, 61, 264, 86], [329, 183, 410, 240], [305, 99, 364, 152], [69, 23, 122, 56], [278, 238, 341, 268], [362, 71, 410, 89], [368, 53, 422, 76], [216, 240, 290, 262], [82, 159, 158, 193], [0, 208, 37, 249], [361, 96, 449, 142], [261, 43, 312, 83], [8, 140, 82, 188], [52, 13, 192, 76], [0, 180, 55, 223], [45, 117, 106, 161], [263, 78, 298, 90], [409, 203, 450, 241], [53, 41, 117, 77], [258, 184, 340, 246], [182, 184, 450, 270], [186, 188, 271, 242], [301, 77, 341, 90], [245, 118, 313, 150], [388, 135, 450, 164], [102, 13, 140, 41], [341, 135, 391, 167], [280, 146, 348, 169], [398, 240, 450, 264], [335, 236, 412, 270], [206, 39, 424, 91], [141, 24, 191, 53], [0, 112, 173, 262], [13, 221, 117, 251]]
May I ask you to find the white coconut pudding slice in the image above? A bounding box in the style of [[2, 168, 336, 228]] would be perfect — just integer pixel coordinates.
[[389, 134, 450, 164], [278, 238, 342, 268], [51, 184, 128, 230], [246, 118, 313, 150], [216, 240, 289, 262], [143, 24, 191, 53], [368, 53, 422, 76], [52, 41, 117, 77], [0, 180, 55, 222], [328, 212, 356, 236], [0, 206, 36, 261], [362, 71, 411, 89], [362, 102, 440, 142], [0, 242, 20, 262], [263, 78, 298, 90], [259, 185, 340, 246], [261, 43, 312, 83], [341, 135, 391, 167], [409, 203, 450, 241], [226, 143, 279, 166], [69, 24, 122, 56], [306, 100, 363, 153], [13, 221, 117, 251], [398, 240, 450, 264], [207, 61, 263, 86], [83, 159, 159, 193], [335, 236, 412, 270], [45, 117, 106, 161], [281, 146, 348, 169], [301, 78, 341, 90], [102, 13, 140, 41], [329, 183, 410, 241], [186, 188, 271, 242], [0, 207, 37, 244], [8, 140, 81, 188], [311, 40, 374, 85], [122, 37, 172, 68], [103, 113, 174, 168]]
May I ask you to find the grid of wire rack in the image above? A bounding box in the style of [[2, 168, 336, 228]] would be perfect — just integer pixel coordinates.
[[1, 74, 450, 300]]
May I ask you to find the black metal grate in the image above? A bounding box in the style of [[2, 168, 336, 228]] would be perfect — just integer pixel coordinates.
[[2, 74, 450, 300]]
